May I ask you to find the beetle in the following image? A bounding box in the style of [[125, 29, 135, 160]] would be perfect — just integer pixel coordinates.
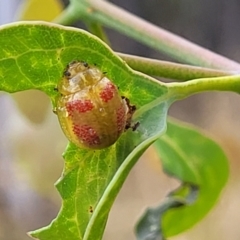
[[55, 61, 138, 149]]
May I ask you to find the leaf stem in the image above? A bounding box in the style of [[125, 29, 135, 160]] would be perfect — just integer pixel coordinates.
[[53, 4, 79, 25], [85, 22, 111, 45], [118, 53, 236, 81], [167, 75, 240, 100]]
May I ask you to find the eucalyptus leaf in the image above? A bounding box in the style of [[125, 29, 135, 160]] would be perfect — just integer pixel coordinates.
[[0, 22, 171, 240], [148, 119, 229, 238]]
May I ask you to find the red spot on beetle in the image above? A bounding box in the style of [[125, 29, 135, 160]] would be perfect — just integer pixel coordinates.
[[100, 82, 116, 102], [66, 100, 94, 116], [56, 61, 138, 149], [73, 124, 100, 146]]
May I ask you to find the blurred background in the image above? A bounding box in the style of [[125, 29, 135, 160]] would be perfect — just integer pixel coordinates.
[[0, 0, 240, 239]]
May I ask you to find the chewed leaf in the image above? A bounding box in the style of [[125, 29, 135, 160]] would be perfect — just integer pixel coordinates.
[[135, 183, 198, 240], [151, 119, 229, 237], [0, 22, 171, 240]]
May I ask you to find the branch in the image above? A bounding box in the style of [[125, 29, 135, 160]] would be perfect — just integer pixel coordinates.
[[168, 75, 240, 100], [118, 53, 236, 81], [76, 0, 240, 70]]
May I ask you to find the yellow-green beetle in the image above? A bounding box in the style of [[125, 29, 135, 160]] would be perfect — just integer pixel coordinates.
[[55, 61, 137, 149]]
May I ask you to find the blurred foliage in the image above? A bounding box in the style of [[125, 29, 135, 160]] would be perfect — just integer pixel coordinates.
[[0, 0, 238, 240], [136, 119, 229, 238]]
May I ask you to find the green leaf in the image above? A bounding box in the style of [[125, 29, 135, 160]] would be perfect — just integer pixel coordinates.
[[0, 22, 170, 240], [137, 119, 229, 238], [135, 197, 184, 240]]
